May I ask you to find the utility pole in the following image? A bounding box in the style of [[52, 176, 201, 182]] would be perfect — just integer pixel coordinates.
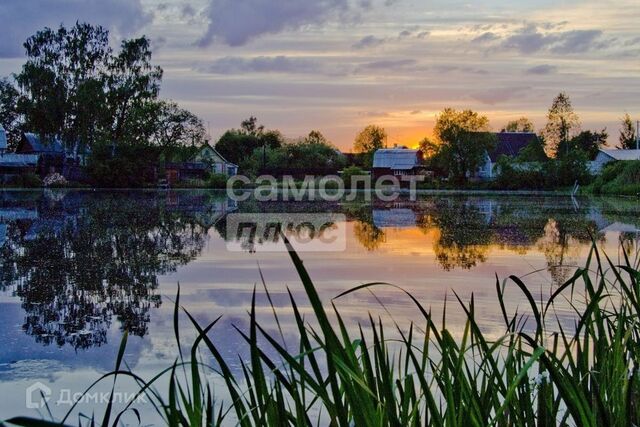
[[636, 120, 639, 151]]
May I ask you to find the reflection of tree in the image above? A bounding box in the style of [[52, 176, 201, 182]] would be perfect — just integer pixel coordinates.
[[0, 193, 208, 349], [417, 199, 493, 271], [353, 221, 385, 251]]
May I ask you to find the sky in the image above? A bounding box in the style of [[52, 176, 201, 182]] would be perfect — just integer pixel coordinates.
[[0, 0, 638, 149]]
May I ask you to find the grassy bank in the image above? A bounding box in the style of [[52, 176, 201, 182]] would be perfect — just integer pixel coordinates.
[[588, 160, 640, 196], [4, 238, 640, 426]]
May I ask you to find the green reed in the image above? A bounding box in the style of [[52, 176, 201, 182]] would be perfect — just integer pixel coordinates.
[[3, 238, 640, 426]]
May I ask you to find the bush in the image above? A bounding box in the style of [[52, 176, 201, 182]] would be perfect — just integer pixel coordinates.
[[43, 173, 68, 188], [207, 173, 228, 189], [21, 173, 42, 188], [341, 166, 368, 189], [591, 160, 640, 196]]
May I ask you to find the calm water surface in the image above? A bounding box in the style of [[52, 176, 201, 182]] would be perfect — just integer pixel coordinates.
[[0, 189, 638, 421]]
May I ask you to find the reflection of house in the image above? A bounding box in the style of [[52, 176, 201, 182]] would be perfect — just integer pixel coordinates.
[[193, 144, 238, 176], [372, 148, 423, 179], [372, 208, 417, 228], [476, 132, 538, 180], [589, 149, 640, 174]]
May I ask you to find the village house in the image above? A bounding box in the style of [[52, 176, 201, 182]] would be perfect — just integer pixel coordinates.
[[589, 149, 640, 174], [0, 127, 39, 181], [475, 132, 539, 180], [165, 143, 238, 186], [372, 147, 424, 179]]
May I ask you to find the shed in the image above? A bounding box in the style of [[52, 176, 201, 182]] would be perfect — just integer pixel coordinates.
[[589, 149, 640, 174], [372, 148, 423, 178]]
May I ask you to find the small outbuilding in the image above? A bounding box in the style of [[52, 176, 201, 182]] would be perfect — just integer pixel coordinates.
[[372, 148, 423, 179], [589, 149, 640, 174]]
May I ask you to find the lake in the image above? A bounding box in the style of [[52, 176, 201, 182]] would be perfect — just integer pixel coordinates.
[[0, 189, 638, 421]]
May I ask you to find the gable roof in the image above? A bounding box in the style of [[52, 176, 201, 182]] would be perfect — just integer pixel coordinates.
[[21, 133, 64, 154], [0, 125, 7, 151], [194, 143, 238, 167], [489, 132, 538, 162], [372, 148, 420, 170], [598, 149, 640, 161]]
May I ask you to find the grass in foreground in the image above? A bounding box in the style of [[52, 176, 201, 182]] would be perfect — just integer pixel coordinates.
[[3, 237, 640, 426]]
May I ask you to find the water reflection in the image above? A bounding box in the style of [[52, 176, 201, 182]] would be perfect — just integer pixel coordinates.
[[0, 191, 232, 349], [0, 190, 639, 350]]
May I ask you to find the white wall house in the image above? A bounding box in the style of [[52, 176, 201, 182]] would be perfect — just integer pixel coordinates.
[[589, 149, 640, 174], [474, 132, 538, 180]]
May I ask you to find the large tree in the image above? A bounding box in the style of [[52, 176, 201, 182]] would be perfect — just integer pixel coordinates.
[[503, 117, 534, 133], [542, 92, 580, 157], [152, 101, 206, 148], [432, 108, 496, 184], [353, 125, 386, 167], [618, 113, 637, 149], [0, 78, 22, 149], [215, 117, 283, 167], [569, 129, 608, 160]]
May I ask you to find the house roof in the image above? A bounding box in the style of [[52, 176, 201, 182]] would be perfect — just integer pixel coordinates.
[[22, 133, 64, 154], [372, 148, 420, 170], [488, 132, 537, 162], [0, 153, 39, 167], [598, 149, 640, 161], [194, 143, 238, 167], [0, 125, 7, 151]]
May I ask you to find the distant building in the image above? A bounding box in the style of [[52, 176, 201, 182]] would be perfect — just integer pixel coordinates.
[[589, 149, 640, 174], [164, 144, 238, 186], [372, 148, 423, 179], [193, 143, 238, 176], [476, 132, 538, 180]]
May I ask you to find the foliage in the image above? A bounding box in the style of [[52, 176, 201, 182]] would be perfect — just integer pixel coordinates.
[[207, 173, 228, 189], [43, 173, 68, 188], [431, 108, 496, 183], [354, 125, 387, 167], [215, 117, 283, 168], [563, 129, 607, 161], [87, 141, 161, 188], [151, 101, 206, 148], [618, 113, 637, 149], [542, 92, 581, 157], [516, 136, 548, 162], [245, 132, 345, 175], [590, 160, 640, 195], [341, 165, 368, 189], [8, 240, 640, 426], [0, 77, 22, 149], [503, 116, 534, 133], [494, 156, 547, 189], [1, 22, 202, 186]]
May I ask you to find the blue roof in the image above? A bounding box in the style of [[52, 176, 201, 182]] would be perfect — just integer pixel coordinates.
[[23, 133, 64, 153]]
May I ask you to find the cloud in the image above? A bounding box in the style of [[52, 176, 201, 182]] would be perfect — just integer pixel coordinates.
[[352, 35, 387, 49], [549, 30, 605, 54], [199, 56, 334, 75], [525, 64, 557, 75], [197, 0, 358, 47], [498, 23, 607, 55], [471, 86, 530, 105], [357, 59, 417, 70], [472, 32, 500, 44], [0, 0, 151, 58]]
